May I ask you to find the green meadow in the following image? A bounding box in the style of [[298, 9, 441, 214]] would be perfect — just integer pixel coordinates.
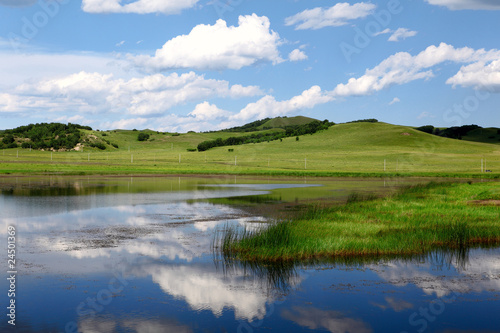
[[0, 122, 499, 177]]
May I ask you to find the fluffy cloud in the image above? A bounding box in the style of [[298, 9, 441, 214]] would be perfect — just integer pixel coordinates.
[[81, 0, 199, 14], [289, 49, 308, 62], [284, 2, 376, 30], [388, 28, 418, 42], [133, 14, 283, 71], [94, 86, 335, 132], [446, 60, 500, 92], [425, 0, 500, 10], [124, 86, 335, 132], [332, 43, 500, 97], [4, 71, 263, 116], [188, 102, 231, 121], [232, 86, 333, 122]]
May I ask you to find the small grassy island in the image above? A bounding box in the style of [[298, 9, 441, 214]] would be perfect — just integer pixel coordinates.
[[220, 181, 500, 261]]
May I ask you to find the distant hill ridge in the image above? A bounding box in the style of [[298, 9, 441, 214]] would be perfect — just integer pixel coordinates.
[[210, 116, 320, 133], [258, 116, 319, 130], [1, 117, 499, 152], [416, 124, 500, 144]]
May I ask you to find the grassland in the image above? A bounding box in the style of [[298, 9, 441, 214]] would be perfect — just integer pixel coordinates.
[[219, 181, 500, 261], [0, 122, 499, 177]]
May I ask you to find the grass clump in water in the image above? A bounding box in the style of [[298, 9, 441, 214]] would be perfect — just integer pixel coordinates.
[[220, 181, 500, 261]]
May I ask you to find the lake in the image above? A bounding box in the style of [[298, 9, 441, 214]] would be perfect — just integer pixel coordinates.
[[1, 175, 499, 333]]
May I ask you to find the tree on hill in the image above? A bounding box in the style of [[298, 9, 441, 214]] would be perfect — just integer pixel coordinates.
[[197, 120, 334, 152], [1, 122, 92, 150]]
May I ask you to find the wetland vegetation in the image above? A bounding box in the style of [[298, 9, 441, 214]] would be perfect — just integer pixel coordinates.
[[219, 181, 500, 261]]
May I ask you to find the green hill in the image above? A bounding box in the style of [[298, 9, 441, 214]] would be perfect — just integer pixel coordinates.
[[1, 120, 499, 176], [463, 127, 500, 144], [257, 116, 319, 130], [416, 124, 500, 145]]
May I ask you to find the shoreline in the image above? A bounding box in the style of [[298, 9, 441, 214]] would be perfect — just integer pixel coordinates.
[[1, 169, 499, 179], [219, 181, 500, 261]]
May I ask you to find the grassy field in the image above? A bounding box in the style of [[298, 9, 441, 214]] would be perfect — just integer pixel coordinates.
[[219, 181, 500, 261], [0, 122, 499, 177]]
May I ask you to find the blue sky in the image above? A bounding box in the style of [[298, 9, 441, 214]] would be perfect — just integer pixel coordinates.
[[0, 0, 499, 132]]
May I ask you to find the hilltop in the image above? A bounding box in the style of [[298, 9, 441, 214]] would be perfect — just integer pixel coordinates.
[[206, 116, 319, 133], [257, 116, 319, 130]]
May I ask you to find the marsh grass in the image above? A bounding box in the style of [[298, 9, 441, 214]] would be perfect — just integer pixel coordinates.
[[218, 181, 500, 261]]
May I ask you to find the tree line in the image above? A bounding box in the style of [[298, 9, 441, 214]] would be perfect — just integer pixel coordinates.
[[416, 124, 482, 139], [197, 120, 334, 152]]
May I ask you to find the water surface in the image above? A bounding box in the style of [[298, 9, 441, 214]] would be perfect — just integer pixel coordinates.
[[0, 175, 498, 333]]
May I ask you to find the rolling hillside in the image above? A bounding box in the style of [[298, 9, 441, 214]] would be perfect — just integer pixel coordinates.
[[0, 120, 499, 176]]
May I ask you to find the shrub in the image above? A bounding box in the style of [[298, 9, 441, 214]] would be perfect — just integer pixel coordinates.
[[138, 133, 150, 141], [416, 125, 434, 134], [90, 142, 106, 150], [2, 134, 15, 145]]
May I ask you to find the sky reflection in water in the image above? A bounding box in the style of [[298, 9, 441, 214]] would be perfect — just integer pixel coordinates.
[[0, 176, 499, 333]]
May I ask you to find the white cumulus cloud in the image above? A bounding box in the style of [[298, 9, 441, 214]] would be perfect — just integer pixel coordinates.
[[4, 71, 263, 116], [289, 49, 308, 62], [425, 0, 500, 10], [188, 102, 231, 121], [446, 60, 500, 92], [332, 43, 500, 97], [133, 14, 283, 71], [81, 0, 199, 14], [232, 86, 333, 122], [388, 28, 418, 42], [285, 2, 376, 30]]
